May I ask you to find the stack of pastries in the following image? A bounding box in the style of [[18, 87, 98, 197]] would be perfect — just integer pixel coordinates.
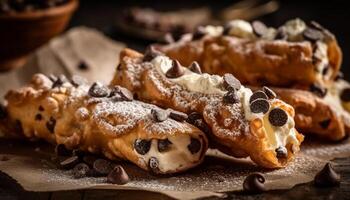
[[0, 18, 347, 175]]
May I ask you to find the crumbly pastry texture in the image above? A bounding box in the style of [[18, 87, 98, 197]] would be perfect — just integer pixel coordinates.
[[0, 74, 208, 174], [111, 48, 303, 168]]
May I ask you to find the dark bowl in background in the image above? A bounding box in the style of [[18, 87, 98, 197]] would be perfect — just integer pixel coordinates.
[[0, 0, 78, 71]]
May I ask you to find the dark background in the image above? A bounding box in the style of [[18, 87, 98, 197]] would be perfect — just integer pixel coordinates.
[[68, 0, 350, 80]]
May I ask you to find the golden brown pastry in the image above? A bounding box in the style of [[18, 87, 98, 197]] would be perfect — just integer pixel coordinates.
[[156, 19, 342, 89], [111, 48, 303, 169], [0, 74, 208, 174]]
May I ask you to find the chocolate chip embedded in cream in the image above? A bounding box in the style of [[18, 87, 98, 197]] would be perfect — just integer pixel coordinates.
[[187, 138, 201, 154], [243, 173, 266, 194], [223, 90, 239, 104], [151, 109, 168, 122], [149, 157, 159, 172], [263, 86, 276, 99], [46, 117, 56, 134], [107, 165, 129, 185], [252, 21, 268, 37], [223, 73, 241, 91], [89, 82, 110, 98], [275, 146, 288, 158], [269, 108, 288, 127], [60, 156, 80, 169], [158, 139, 172, 152], [110, 86, 133, 101], [249, 90, 268, 103], [250, 99, 270, 114], [310, 83, 328, 97], [134, 139, 151, 155], [319, 119, 331, 129], [340, 88, 350, 102], [143, 46, 164, 62], [51, 75, 67, 88], [314, 163, 340, 187], [303, 28, 324, 42], [55, 144, 72, 157], [189, 61, 202, 74], [169, 110, 188, 121], [73, 163, 90, 179], [93, 159, 114, 176], [166, 60, 185, 78]]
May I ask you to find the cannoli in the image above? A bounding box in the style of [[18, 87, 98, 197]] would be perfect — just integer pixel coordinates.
[[111, 48, 303, 168], [156, 19, 342, 89], [0, 74, 208, 174]]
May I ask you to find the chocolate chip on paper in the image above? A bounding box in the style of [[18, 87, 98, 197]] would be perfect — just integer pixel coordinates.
[[107, 165, 130, 185], [243, 173, 266, 194], [73, 163, 90, 179], [93, 159, 114, 176], [314, 162, 340, 187]]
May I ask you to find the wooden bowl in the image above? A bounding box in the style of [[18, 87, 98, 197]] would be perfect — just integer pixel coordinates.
[[0, 0, 78, 71]]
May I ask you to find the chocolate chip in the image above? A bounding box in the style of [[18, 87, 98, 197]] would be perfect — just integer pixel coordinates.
[[310, 83, 327, 97], [275, 146, 288, 158], [192, 26, 207, 40], [149, 157, 159, 172], [46, 117, 56, 134], [55, 144, 72, 157], [51, 75, 67, 88], [223, 90, 239, 104], [187, 113, 211, 134], [314, 163, 340, 187], [187, 138, 201, 154], [243, 173, 266, 194], [60, 156, 80, 169], [322, 65, 330, 76], [158, 139, 172, 152], [107, 165, 129, 185], [189, 62, 202, 74], [0, 104, 7, 119], [335, 72, 344, 81], [118, 87, 133, 101], [223, 73, 241, 91], [252, 21, 268, 37], [151, 109, 168, 122], [187, 112, 202, 124], [249, 90, 268, 103], [83, 155, 98, 167], [340, 88, 350, 102], [88, 82, 109, 98], [319, 119, 331, 129], [35, 113, 42, 121], [269, 108, 288, 127], [250, 99, 270, 114], [73, 163, 90, 179], [143, 46, 163, 62], [110, 86, 133, 101], [38, 106, 44, 111], [77, 61, 89, 71], [48, 74, 57, 82], [93, 159, 114, 176], [303, 28, 324, 42], [165, 60, 185, 78], [169, 110, 188, 121], [263, 86, 276, 99], [134, 139, 151, 155]]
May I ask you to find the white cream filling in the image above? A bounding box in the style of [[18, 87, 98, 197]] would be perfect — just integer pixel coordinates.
[[280, 18, 307, 42], [202, 25, 224, 37], [151, 55, 300, 152], [139, 136, 202, 172], [225, 20, 256, 39]]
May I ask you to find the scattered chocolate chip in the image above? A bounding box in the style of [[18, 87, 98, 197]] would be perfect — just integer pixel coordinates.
[[77, 61, 89, 71], [55, 144, 72, 157], [143, 46, 163, 62], [263, 86, 276, 99], [187, 113, 211, 134], [223, 73, 241, 91], [0, 104, 7, 119], [51, 75, 67, 88], [73, 163, 90, 179], [14, 120, 23, 134], [107, 165, 129, 185], [88, 82, 109, 98], [310, 83, 328, 97], [252, 21, 268, 37], [158, 139, 172, 152], [319, 119, 331, 129], [250, 99, 270, 114], [149, 157, 159, 172], [335, 72, 344, 81], [269, 108, 288, 127], [340, 88, 350, 102], [38, 105, 44, 111], [314, 163, 340, 187], [243, 173, 266, 194], [35, 113, 42, 121], [118, 87, 133, 101], [303, 28, 324, 42], [189, 62, 202, 74], [223, 90, 240, 104], [187, 112, 202, 123], [46, 117, 56, 134], [192, 26, 207, 40], [275, 146, 288, 158], [151, 109, 168, 122], [249, 90, 268, 103], [0, 156, 10, 162], [60, 156, 80, 169], [83, 155, 98, 166], [93, 159, 114, 176], [169, 110, 188, 121], [165, 60, 185, 78], [134, 139, 151, 155], [187, 138, 201, 154]]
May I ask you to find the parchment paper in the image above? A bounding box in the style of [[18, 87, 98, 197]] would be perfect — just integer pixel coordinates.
[[0, 27, 350, 200]]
